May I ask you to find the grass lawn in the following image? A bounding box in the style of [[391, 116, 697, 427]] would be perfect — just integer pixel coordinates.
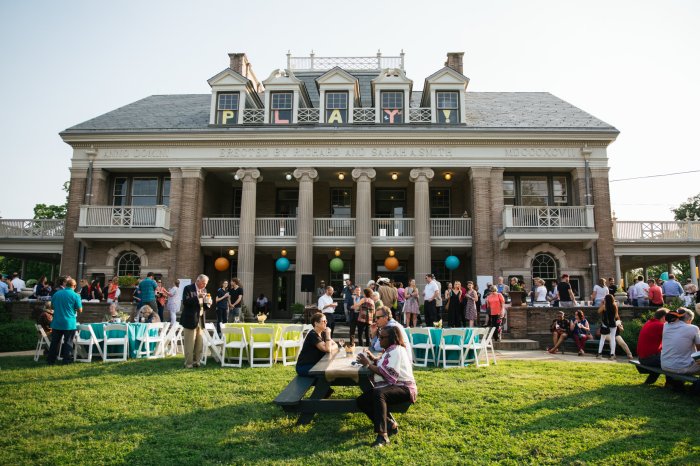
[[0, 356, 698, 465]]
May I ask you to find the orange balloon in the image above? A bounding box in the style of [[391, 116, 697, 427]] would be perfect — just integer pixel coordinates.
[[384, 256, 399, 271], [214, 257, 230, 272]]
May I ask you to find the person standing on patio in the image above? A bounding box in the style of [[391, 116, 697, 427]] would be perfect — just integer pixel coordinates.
[[47, 278, 82, 365], [464, 281, 478, 328], [648, 279, 664, 307], [215, 280, 230, 335], [155, 279, 168, 322], [423, 274, 440, 326], [557, 274, 577, 308], [139, 272, 158, 312], [662, 274, 684, 304], [228, 278, 243, 323], [318, 286, 338, 337], [486, 285, 506, 341], [166, 279, 181, 325], [356, 326, 417, 447], [180, 274, 211, 369]]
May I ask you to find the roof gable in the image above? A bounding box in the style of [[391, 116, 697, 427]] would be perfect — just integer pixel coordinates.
[[207, 68, 250, 87], [424, 66, 470, 86]]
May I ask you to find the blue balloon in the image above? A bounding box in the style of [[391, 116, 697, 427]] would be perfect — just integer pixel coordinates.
[[445, 255, 460, 270], [660, 271, 669, 281], [275, 257, 290, 272]]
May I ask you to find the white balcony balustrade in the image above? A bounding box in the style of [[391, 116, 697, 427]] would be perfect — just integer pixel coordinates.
[[0, 219, 65, 238], [372, 218, 414, 238], [202, 218, 240, 237], [409, 108, 432, 123], [614, 221, 700, 242], [242, 109, 265, 124], [313, 218, 356, 237], [503, 205, 595, 229], [297, 108, 320, 124], [430, 218, 472, 237], [79, 205, 171, 229], [353, 108, 376, 124], [256, 218, 297, 237]]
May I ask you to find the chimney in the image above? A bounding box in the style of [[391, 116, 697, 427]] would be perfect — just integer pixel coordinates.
[[228, 52, 264, 93], [445, 52, 464, 74]]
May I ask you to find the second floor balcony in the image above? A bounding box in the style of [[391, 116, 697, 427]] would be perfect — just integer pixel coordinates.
[[76, 205, 173, 248], [614, 220, 700, 243], [499, 205, 598, 249]]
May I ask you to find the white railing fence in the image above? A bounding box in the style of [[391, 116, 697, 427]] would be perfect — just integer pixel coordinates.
[[614, 221, 700, 241], [79, 206, 170, 228], [371, 218, 414, 237], [430, 218, 472, 237], [256, 218, 297, 237], [0, 219, 65, 238], [202, 218, 240, 237], [353, 108, 376, 124], [503, 206, 594, 228], [409, 108, 432, 123], [242, 109, 265, 124], [297, 108, 320, 124], [313, 218, 356, 237], [288, 53, 404, 72]]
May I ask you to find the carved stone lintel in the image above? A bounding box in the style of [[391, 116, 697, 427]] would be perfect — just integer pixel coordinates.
[[293, 168, 319, 183], [351, 168, 376, 182], [409, 168, 435, 183], [236, 168, 263, 183]]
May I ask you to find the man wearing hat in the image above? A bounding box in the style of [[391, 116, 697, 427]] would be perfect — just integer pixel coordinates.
[[661, 307, 700, 375], [377, 278, 398, 315]]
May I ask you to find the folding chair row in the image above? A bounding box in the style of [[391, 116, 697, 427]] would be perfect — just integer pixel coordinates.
[[409, 327, 497, 368]]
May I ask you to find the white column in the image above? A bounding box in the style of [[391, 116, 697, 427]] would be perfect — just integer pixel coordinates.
[[294, 168, 318, 305], [236, 168, 262, 320], [410, 168, 435, 294], [352, 168, 376, 289], [690, 255, 698, 285]]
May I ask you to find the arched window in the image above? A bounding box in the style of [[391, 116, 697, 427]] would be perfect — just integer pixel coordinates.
[[117, 251, 141, 277], [532, 253, 557, 284]]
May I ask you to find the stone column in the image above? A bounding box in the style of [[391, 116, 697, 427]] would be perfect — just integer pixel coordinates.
[[489, 168, 505, 276], [60, 167, 88, 277], [615, 255, 622, 284], [590, 167, 615, 280], [294, 168, 318, 305], [236, 168, 262, 319], [690, 256, 698, 285], [352, 168, 376, 289], [469, 167, 493, 278], [410, 168, 434, 292], [168, 168, 184, 279], [175, 168, 205, 281]]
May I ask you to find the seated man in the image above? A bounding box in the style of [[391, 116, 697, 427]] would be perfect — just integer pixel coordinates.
[[637, 308, 668, 368], [661, 308, 700, 375], [547, 311, 570, 354]]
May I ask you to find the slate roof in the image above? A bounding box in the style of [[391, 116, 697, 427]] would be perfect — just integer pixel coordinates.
[[294, 70, 378, 107], [63, 91, 617, 133]]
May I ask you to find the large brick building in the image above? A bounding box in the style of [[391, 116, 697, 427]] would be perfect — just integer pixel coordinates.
[[58, 51, 619, 316]]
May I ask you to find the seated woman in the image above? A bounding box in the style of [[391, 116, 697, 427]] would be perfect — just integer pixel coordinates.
[[256, 293, 269, 315], [295, 312, 338, 376], [139, 305, 161, 323], [570, 309, 590, 356], [356, 325, 417, 447], [547, 310, 570, 354]]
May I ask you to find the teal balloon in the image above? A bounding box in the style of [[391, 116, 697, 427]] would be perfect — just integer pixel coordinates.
[[275, 257, 290, 272], [660, 272, 669, 281], [329, 257, 344, 273], [445, 255, 460, 270]]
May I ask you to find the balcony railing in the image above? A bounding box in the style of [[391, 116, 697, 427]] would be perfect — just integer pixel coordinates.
[[430, 218, 472, 237], [372, 218, 414, 238], [409, 108, 432, 123], [288, 53, 405, 71], [353, 108, 376, 123], [256, 218, 297, 237], [79, 205, 170, 229], [503, 205, 594, 229], [242, 109, 265, 124], [202, 218, 239, 237], [614, 221, 700, 242], [314, 218, 356, 237], [0, 219, 65, 238], [297, 108, 320, 124]]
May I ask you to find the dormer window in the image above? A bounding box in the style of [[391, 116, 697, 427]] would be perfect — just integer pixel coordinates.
[[436, 91, 459, 124], [216, 92, 240, 125], [325, 92, 348, 124], [270, 92, 293, 124], [381, 91, 404, 124]]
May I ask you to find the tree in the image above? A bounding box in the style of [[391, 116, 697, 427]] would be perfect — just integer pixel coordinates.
[[672, 193, 700, 220], [32, 181, 69, 220]]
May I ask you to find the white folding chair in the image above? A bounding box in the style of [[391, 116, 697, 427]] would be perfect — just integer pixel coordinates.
[[162, 323, 181, 356], [200, 325, 224, 366], [103, 323, 128, 362], [409, 328, 435, 367], [463, 327, 488, 367], [437, 328, 465, 368], [136, 323, 168, 359], [249, 327, 275, 367], [75, 324, 104, 362], [482, 326, 497, 365], [34, 324, 53, 362], [301, 324, 313, 339], [221, 326, 248, 367], [275, 324, 303, 366]]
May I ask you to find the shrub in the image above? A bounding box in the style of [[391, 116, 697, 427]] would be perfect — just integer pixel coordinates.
[[290, 303, 305, 314], [0, 302, 10, 323], [118, 276, 138, 287], [26, 279, 37, 288], [0, 319, 37, 352]]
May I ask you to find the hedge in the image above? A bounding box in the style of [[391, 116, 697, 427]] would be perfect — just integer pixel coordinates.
[[0, 319, 37, 352]]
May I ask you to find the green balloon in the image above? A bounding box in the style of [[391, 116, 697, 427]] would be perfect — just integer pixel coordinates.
[[329, 257, 344, 273]]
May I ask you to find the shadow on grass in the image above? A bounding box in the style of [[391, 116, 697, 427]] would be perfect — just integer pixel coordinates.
[[509, 383, 700, 464]]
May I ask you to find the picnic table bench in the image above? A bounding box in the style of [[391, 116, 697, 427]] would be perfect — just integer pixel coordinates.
[[629, 359, 700, 392], [273, 346, 412, 424]]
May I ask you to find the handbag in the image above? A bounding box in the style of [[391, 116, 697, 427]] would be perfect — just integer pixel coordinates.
[[599, 324, 610, 335], [357, 300, 371, 323]]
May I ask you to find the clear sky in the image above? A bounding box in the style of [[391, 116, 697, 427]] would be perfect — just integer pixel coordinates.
[[1, 0, 698, 220]]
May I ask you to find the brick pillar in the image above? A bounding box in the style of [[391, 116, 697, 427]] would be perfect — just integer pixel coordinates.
[[489, 168, 504, 276], [60, 168, 87, 277], [168, 168, 184, 279], [294, 168, 318, 305], [236, 168, 262, 319], [572, 167, 587, 206], [352, 168, 376, 289], [469, 167, 493, 278], [174, 168, 205, 281], [90, 168, 109, 206], [410, 168, 434, 293], [591, 167, 615, 279]]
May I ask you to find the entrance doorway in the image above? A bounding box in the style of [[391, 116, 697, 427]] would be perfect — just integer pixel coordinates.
[[273, 270, 295, 318]]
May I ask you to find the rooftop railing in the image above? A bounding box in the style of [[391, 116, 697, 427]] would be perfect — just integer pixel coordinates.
[[287, 52, 405, 71], [0, 219, 65, 238], [614, 221, 700, 242]]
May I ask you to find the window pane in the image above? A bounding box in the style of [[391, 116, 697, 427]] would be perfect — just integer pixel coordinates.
[[161, 178, 170, 206], [271, 93, 292, 109], [436, 91, 458, 109], [520, 176, 548, 206], [552, 176, 568, 206], [430, 188, 451, 217], [381, 91, 404, 124], [331, 188, 352, 218], [132, 178, 158, 196], [117, 251, 141, 277], [217, 93, 239, 110], [326, 92, 347, 109]]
